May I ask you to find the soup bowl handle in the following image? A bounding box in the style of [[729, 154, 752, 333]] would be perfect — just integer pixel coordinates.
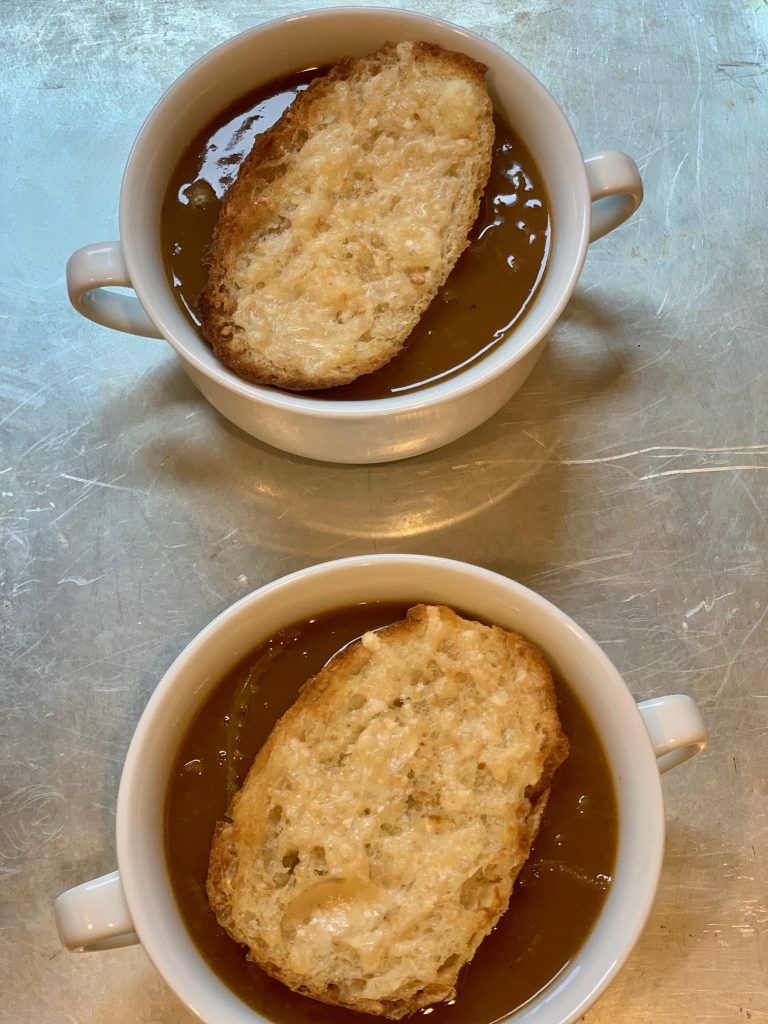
[[637, 694, 708, 774], [584, 151, 644, 243], [54, 869, 139, 952], [67, 241, 163, 339]]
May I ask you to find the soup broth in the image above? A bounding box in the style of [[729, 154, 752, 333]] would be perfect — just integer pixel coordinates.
[[161, 71, 551, 399], [165, 602, 617, 1024]]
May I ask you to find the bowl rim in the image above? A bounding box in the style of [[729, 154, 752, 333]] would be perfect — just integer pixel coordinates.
[[116, 553, 665, 1024], [119, 5, 592, 420]]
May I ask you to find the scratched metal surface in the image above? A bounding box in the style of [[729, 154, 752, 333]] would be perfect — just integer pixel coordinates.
[[1, 0, 766, 1021]]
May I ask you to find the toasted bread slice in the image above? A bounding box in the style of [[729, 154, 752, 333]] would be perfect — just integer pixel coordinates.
[[198, 42, 494, 390], [207, 604, 568, 1018]]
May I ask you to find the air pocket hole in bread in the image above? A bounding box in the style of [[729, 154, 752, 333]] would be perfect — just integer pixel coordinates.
[[166, 602, 618, 1021]]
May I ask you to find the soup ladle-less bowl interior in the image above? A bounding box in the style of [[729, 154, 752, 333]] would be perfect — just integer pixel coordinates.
[[54, 555, 706, 1024], [65, 7, 642, 463]]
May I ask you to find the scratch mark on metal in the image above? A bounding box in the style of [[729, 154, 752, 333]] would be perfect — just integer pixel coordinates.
[[59, 473, 143, 494], [713, 604, 768, 700], [686, 593, 736, 618], [57, 575, 106, 587], [641, 465, 768, 480]]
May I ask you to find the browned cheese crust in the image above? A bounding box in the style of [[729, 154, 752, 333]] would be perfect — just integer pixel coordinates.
[[206, 604, 568, 1018], [198, 42, 495, 389]]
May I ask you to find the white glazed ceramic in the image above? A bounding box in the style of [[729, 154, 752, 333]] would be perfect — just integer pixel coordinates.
[[66, 7, 643, 464], [55, 555, 706, 1024]]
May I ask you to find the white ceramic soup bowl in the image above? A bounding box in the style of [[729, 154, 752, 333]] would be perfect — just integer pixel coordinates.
[[66, 7, 642, 464], [55, 554, 705, 1024]]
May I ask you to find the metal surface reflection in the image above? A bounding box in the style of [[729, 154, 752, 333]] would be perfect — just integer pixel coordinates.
[[1, 2, 767, 1022]]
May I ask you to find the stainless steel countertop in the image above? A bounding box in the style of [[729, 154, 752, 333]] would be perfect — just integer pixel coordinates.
[[1, 1, 766, 1021]]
